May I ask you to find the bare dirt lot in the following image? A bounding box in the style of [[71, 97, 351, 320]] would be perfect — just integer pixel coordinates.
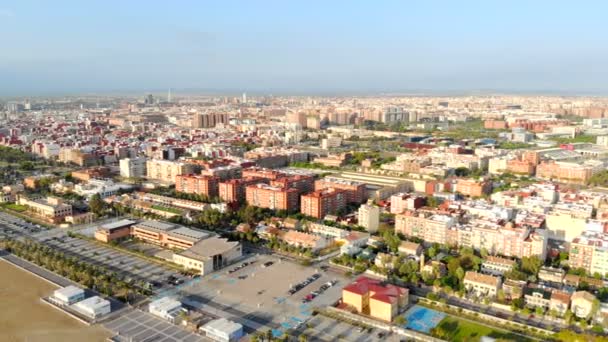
[[0, 260, 111, 342]]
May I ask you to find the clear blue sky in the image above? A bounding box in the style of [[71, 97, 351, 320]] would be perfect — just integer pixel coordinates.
[[1, 0, 607, 95]]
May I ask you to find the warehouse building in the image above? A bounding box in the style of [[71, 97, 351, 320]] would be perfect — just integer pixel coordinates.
[[200, 318, 243, 342], [73, 296, 111, 319], [149, 297, 183, 323], [52, 285, 85, 305], [173, 237, 242, 275]]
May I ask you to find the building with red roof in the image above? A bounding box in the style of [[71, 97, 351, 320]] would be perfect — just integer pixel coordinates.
[[341, 276, 408, 322]]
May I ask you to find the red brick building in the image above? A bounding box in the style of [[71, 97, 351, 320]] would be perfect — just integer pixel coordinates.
[[245, 183, 299, 212], [300, 188, 347, 219], [314, 177, 366, 204], [176, 174, 220, 198], [242, 167, 285, 180], [219, 177, 267, 204], [270, 175, 315, 195]]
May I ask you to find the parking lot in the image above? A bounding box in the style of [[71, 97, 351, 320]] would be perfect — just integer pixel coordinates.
[[38, 234, 188, 292], [181, 253, 349, 337], [300, 315, 404, 342], [0, 212, 46, 239], [104, 309, 206, 342]]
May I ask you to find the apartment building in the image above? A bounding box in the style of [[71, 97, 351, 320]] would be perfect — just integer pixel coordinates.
[[17, 196, 72, 223], [395, 210, 457, 245], [270, 174, 315, 195], [536, 161, 596, 184], [176, 174, 220, 198], [219, 177, 266, 204], [245, 183, 299, 212], [453, 178, 492, 197], [569, 232, 608, 276], [300, 188, 347, 219], [314, 176, 366, 204], [192, 112, 229, 128], [146, 159, 198, 183], [241, 167, 284, 180], [358, 200, 380, 233], [389, 193, 425, 214], [119, 157, 147, 178], [463, 271, 502, 297], [342, 276, 408, 322]]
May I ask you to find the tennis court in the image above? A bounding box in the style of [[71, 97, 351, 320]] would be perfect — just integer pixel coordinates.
[[403, 305, 446, 333]]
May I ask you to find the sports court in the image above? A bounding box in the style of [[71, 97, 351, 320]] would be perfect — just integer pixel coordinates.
[[402, 305, 446, 333]]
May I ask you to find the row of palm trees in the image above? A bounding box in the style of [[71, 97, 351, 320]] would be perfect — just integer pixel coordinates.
[[4, 238, 150, 302]]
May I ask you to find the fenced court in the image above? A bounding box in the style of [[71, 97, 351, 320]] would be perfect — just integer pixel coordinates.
[[403, 305, 446, 333]]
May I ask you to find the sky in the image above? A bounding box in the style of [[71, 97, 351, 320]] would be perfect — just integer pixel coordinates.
[[1, 0, 607, 95]]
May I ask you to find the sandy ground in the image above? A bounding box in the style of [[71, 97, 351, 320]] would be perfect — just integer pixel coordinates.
[[0, 260, 111, 342]]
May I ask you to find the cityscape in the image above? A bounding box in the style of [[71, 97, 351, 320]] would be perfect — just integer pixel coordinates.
[[2, 1, 608, 342]]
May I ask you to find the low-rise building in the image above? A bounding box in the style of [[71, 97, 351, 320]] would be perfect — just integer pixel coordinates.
[[18, 196, 72, 223], [538, 266, 566, 284], [481, 256, 516, 276], [149, 297, 183, 323], [53, 285, 85, 305], [571, 291, 598, 319], [73, 296, 111, 319], [342, 276, 408, 322], [94, 219, 137, 243], [200, 318, 244, 342], [523, 286, 551, 310], [280, 230, 329, 251], [550, 290, 571, 317], [398, 241, 422, 257], [463, 271, 502, 298], [173, 237, 242, 275]]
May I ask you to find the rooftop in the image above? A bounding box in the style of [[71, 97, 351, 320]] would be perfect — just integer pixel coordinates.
[[343, 276, 407, 304], [178, 237, 239, 261], [464, 271, 500, 287]]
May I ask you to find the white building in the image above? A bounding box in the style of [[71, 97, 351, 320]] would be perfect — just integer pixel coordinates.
[[200, 318, 243, 342], [358, 200, 380, 233], [73, 296, 111, 318], [74, 179, 133, 199], [53, 285, 85, 305], [120, 157, 147, 178], [321, 136, 342, 149], [149, 297, 183, 323]]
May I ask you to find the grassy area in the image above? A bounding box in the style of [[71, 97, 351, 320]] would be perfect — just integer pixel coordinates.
[[552, 134, 597, 144], [2, 203, 27, 212], [433, 316, 535, 342], [150, 205, 182, 214]]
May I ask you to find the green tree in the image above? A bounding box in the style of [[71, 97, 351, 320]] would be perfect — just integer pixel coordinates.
[[88, 194, 106, 216], [394, 315, 407, 325], [521, 256, 542, 276]]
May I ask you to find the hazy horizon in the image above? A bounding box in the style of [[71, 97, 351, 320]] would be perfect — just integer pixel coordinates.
[[2, 1, 608, 96]]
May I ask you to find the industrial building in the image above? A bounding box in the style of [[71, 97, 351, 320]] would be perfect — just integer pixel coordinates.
[[52, 285, 85, 305], [149, 297, 183, 323], [200, 318, 244, 342], [73, 296, 111, 319]]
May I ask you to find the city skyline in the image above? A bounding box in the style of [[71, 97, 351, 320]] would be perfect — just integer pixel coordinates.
[[1, 0, 608, 96]]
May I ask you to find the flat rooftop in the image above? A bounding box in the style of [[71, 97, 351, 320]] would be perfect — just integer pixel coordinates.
[[178, 237, 239, 261], [167, 227, 210, 242]]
